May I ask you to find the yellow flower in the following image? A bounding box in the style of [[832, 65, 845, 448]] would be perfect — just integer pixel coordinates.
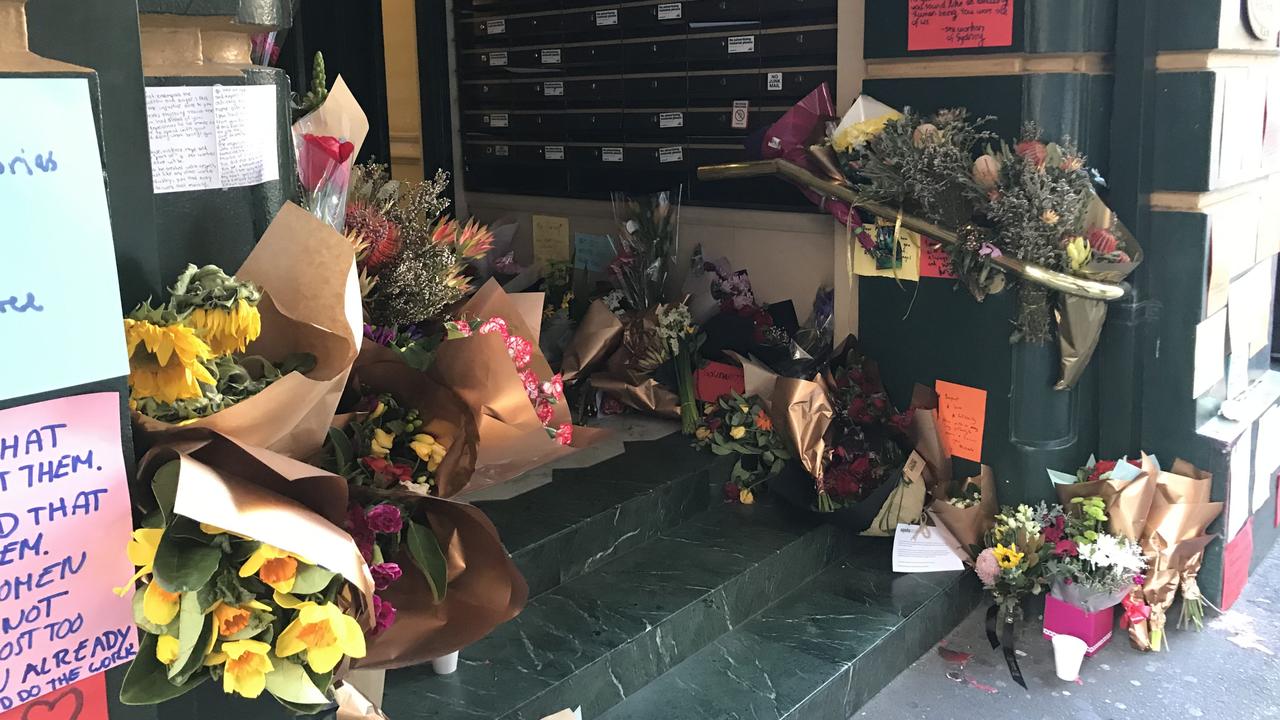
[[1066, 236, 1091, 271], [205, 639, 274, 699], [370, 428, 395, 459], [409, 433, 437, 462], [739, 487, 755, 505], [239, 544, 305, 594], [831, 112, 902, 153], [368, 401, 387, 421], [729, 426, 747, 440], [695, 426, 711, 441], [703, 403, 717, 416], [156, 634, 180, 665], [739, 404, 750, 414], [143, 582, 181, 625], [275, 601, 367, 674], [992, 543, 1024, 569], [212, 599, 270, 637], [114, 528, 165, 595], [123, 318, 216, 403], [187, 298, 262, 355]]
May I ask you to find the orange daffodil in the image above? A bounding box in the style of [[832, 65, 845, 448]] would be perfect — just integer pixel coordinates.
[[212, 599, 271, 637], [205, 639, 275, 699], [275, 601, 367, 674], [239, 544, 308, 594]]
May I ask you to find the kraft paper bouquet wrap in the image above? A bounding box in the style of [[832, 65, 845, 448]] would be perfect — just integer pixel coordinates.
[[293, 75, 370, 233], [560, 300, 681, 419], [930, 464, 997, 558], [1048, 453, 1158, 541], [120, 430, 375, 711], [131, 203, 363, 459]]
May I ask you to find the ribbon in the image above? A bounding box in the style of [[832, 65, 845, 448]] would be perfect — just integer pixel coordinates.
[[1119, 594, 1151, 629], [985, 604, 1027, 689]]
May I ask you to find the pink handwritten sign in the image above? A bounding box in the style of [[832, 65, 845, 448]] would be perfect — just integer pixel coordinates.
[[919, 238, 958, 279], [695, 361, 747, 403], [908, 0, 1014, 51], [0, 393, 136, 713]]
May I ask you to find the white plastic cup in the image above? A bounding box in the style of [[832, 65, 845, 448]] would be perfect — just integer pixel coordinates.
[[432, 650, 460, 675], [1051, 634, 1088, 681]]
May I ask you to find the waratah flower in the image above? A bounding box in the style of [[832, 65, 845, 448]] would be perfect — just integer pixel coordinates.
[[1015, 140, 1047, 168], [975, 548, 1000, 586], [365, 504, 404, 535]]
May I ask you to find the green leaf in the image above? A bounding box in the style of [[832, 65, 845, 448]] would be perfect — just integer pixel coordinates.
[[289, 564, 338, 596], [132, 587, 174, 636], [709, 443, 732, 456], [326, 426, 353, 474], [120, 633, 208, 705], [151, 461, 181, 526], [264, 656, 331, 706], [405, 521, 448, 602], [168, 593, 211, 683], [153, 532, 222, 592]]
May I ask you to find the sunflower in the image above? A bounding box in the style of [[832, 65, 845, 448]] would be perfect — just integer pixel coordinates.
[[124, 308, 216, 404], [992, 543, 1024, 570], [168, 265, 264, 356], [187, 299, 262, 355]]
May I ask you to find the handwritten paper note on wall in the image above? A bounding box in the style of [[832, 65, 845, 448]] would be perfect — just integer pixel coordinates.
[[0, 78, 128, 403], [935, 379, 987, 463], [908, 0, 1014, 51], [0, 393, 136, 713], [533, 215, 572, 265], [146, 85, 280, 194]]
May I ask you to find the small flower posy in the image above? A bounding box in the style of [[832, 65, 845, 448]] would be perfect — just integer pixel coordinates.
[[695, 392, 790, 506]]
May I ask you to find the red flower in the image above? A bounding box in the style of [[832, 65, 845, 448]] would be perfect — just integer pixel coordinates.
[[431, 218, 460, 246], [479, 317, 509, 338], [1088, 457, 1142, 482], [555, 423, 573, 446], [298, 133, 355, 192], [723, 481, 741, 503], [506, 335, 533, 369], [346, 202, 402, 272], [535, 399, 555, 424], [520, 369, 540, 401], [372, 595, 397, 635], [1087, 229, 1118, 255], [542, 373, 565, 398], [361, 456, 414, 487], [849, 455, 872, 480], [1053, 539, 1079, 557], [1015, 140, 1047, 168], [889, 409, 914, 434], [1043, 515, 1066, 543], [344, 503, 375, 561]]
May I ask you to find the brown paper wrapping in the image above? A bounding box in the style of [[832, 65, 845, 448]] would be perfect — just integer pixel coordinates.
[[134, 203, 363, 459], [335, 681, 389, 720], [1053, 454, 1158, 541], [930, 465, 998, 557], [136, 430, 376, 631], [584, 308, 682, 419], [353, 492, 528, 669], [560, 300, 624, 383], [293, 76, 371, 159], [1133, 534, 1216, 651], [430, 280, 596, 491]]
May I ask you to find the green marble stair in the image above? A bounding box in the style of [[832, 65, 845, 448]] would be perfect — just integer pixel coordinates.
[[598, 540, 982, 720], [383, 503, 845, 720]]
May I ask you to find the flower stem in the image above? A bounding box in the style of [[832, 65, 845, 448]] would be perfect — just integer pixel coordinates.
[[675, 347, 698, 435]]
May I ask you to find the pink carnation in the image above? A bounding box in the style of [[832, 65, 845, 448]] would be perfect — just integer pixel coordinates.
[[506, 335, 533, 369], [542, 373, 565, 398], [555, 423, 573, 446], [372, 595, 397, 635], [365, 504, 404, 535], [975, 548, 1000, 587], [371, 562, 403, 591], [535, 399, 555, 424], [344, 503, 375, 562], [520, 369, 541, 401], [479, 317, 509, 337], [451, 319, 472, 337]]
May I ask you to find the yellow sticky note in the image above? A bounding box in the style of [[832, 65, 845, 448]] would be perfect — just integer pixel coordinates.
[[852, 221, 920, 282], [532, 214, 571, 265]]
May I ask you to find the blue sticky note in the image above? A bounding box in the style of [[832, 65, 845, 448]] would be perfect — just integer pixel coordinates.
[[0, 78, 128, 402], [574, 233, 617, 273]]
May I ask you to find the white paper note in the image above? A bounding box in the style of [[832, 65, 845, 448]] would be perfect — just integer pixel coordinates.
[[892, 523, 964, 573], [1193, 310, 1227, 397], [0, 78, 128, 401], [1226, 280, 1255, 399], [1228, 431, 1253, 540], [146, 85, 279, 194], [1254, 404, 1280, 512]]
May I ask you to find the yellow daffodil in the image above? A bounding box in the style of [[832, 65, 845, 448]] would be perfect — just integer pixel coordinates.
[[1066, 236, 1091, 271], [114, 528, 165, 595], [992, 543, 1024, 570], [729, 426, 747, 440], [831, 112, 902, 153], [275, 601, 367, 674], [370, 428, 395, 459], [156, 634, 180, 665], [212, 599, 271, 637], [205, 639, 274, 699], [143, 581, 181, 625], [739, 487, 755, 505], [738, 404, 750, 413], [123, 317, 216, 403], [187, 299, 262, 355], [239, 544, 305, 594], [695, 426, 712, 441]]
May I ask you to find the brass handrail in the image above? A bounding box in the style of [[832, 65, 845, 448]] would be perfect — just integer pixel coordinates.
[[697, 159, 1125, 302]]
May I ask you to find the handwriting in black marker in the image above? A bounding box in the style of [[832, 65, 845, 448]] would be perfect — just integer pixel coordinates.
[[0, 294, 43, 314]]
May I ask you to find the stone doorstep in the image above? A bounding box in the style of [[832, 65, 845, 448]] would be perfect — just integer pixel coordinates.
[[382, 502, 845, 720], [477, 432, 730, 598]]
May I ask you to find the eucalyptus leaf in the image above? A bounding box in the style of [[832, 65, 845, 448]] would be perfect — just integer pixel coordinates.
[[168, 593, 212, 684], [406, 520, 448, 602], [120, 633, 208, 705], [153, 533, 221, 593], [151, 461, 181, 526]]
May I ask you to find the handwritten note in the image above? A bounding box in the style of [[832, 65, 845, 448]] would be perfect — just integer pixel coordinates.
[[0, 78, 128, 403], [0, 393, 136, 713], [935, 380, 986, 463], [1192, 310, 1227, 398], [918, 238, 957, 279], [146, 85, 280, 194], [532, 215, 572, 265], [908, 0, 1014, 51], [695, 361, 747, 403], [853, 223, 921, 282], [1221, 517, 1253, 610], [573, 233, 616, 273], [0, 672, 107, 720]]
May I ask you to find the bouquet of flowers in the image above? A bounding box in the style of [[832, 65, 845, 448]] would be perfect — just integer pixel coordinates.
[[975, 502, 1056, 688], [130, 204, 362, 458], [656, 303, 703, 433], [1049, 454, 1157, 540], [539, 260, 577, 365], [609, 188, 681, 312], [293, 74, 369, 233], [930, 465, 997, 556], [695, 392, 790, 505], [1044, 497, 1147, 612], [120, 433, 374, 711]]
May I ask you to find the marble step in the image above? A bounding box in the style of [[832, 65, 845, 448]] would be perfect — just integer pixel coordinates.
[[383, 502, 845, 720], [598, 539, 982, 720], [477, 430, 727, 597]]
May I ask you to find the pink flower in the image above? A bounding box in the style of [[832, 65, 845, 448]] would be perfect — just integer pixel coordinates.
[[1053, 539, 1079, 557], [372, 595, 397, 635], [365, 504, 404, 535], [1087, 228, 1119, 255], [344, 503, 375, 561], [451, 319, 472, 337], [1015, 140, 1047, 168], [535, 399, 555, 424], [520, 369, 541, 401], [479, 317, 509, 337], [975, 548, 1000, 587], [542, 373, 565, 398], [506, 335, 533, 368], [555, 423, 573, 446], [371, 562, 403, 590], [722, 481, 740, 503]]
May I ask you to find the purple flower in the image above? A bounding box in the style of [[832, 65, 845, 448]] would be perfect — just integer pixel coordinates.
[[978, 243, 1003, 258], [372, 594, 397, 635], [364, 324, 398, 346], [344, 503, 375, 561], [371, 562, 404, 590], [365, 504, 404, 535]]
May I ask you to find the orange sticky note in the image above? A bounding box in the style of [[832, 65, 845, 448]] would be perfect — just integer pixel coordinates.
[[935, 380, 987, 463], [908, 0, 1014, 52]]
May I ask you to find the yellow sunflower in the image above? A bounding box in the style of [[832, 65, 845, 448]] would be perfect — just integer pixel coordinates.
[[187, 298, 262, 355], [124, 316, 216, 403], [992, 543, 1024, 570]]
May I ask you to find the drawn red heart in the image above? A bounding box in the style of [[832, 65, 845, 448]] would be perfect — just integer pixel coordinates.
[[19, 689, 83, 720]]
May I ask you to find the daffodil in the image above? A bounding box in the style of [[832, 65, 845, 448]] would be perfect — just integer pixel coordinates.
[[992, 543, 1024, 570], [156, 634, 181, 665], [212, 599, 271, 637], [729, 426, 747, 440], [123, 315, 216, 403], [114, 528, 165, 595], [275, 601, 367, 674], [370, 428, 395, 459], [143, 581, 181, 625], [205, 639, 274, 699], [239, 544, 306, 594], [187, 298, 262, 355]]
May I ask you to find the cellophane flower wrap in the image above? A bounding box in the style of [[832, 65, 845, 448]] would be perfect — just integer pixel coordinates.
[[1043, 496, 1146, 613], [293, 76, 369, 233], [119, 431, 374, 712], [131, 203, 362, 459], [609, 188, 681, 311]]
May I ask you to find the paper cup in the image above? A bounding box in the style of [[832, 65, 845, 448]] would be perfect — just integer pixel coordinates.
[[432, 650, 461, 675], [1051, 634, 1088, 681]]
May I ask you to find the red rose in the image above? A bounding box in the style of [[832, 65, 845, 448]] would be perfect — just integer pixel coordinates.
[[361, 456, 414, 487], [1015, 140, 1048, 168], [1087, 229, 1118, 255], [298, 133, 355, 192], [849, 455, 872, 480]]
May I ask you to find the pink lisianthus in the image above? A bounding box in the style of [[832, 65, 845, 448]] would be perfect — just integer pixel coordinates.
[[975, 548, 1000, 587], [372, 595, 397, 635], [371, 562, 404, 591], [554, 423, 573, 446], [365, 504, 404, 535]]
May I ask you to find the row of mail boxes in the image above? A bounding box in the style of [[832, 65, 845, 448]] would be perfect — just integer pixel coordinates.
[[460, 107, 786, 140]]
